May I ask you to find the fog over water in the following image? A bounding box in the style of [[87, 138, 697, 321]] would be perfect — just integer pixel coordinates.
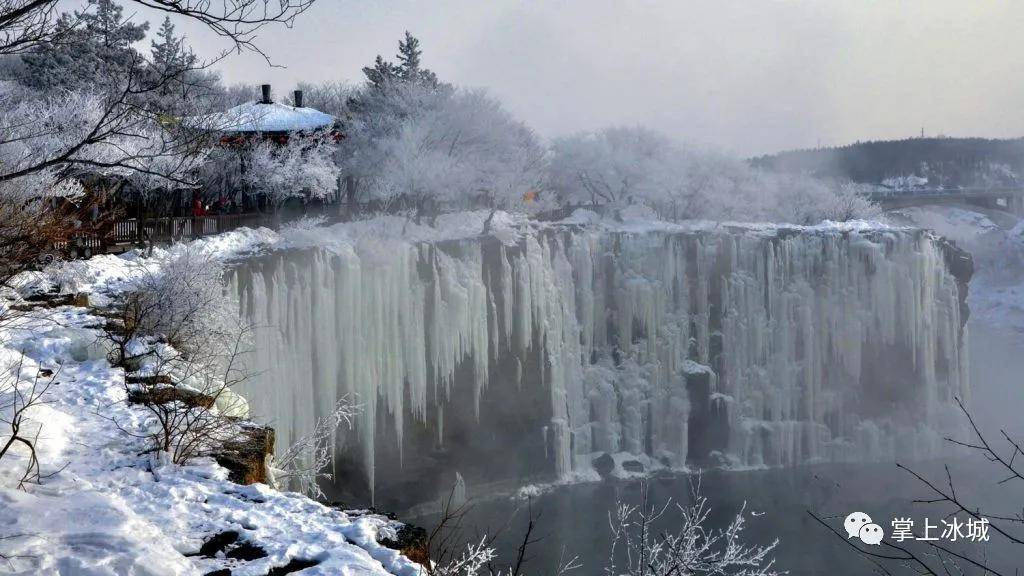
[[408, 323, 1024, 575]]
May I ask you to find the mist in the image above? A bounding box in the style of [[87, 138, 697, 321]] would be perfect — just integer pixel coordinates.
[[153, 0, 1024, 156]]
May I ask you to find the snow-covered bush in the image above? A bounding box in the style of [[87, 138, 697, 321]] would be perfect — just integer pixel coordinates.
[[605, 479, 780, 576], [124, 247, 239, 360], [104, 246, 253, 464], [269, 396, 360, 499], [422, 477, 777, 576]]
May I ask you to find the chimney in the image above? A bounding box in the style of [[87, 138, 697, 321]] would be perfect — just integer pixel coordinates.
[[260, 84, 272, 104], [293, 90, 304, 108]]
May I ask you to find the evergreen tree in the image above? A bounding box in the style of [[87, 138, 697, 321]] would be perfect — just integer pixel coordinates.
[[87, 0, 147, 50], [396, 31, 421, 81], [361, 32, 438, 91], [22, 0, 148, 92], [361, 55, 398, 91], [147, 16, 206, 115], [151, 17, 195, 74]]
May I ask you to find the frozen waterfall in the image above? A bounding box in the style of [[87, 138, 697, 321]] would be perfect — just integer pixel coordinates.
[[228, 224, 969, 507]]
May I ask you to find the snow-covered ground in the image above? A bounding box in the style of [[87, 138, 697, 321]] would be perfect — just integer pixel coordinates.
[[0, 211, 573, 575], [0, 240, 424, 574]]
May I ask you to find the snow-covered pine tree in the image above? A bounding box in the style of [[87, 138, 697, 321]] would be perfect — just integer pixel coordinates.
[[361, 31, 439, 92], [361, 54, 399, 91], [146, 15, 215, 116], [151, 16, 195, 74], [22, 0, 148, 92], [395, 31, 438, 87], [396, 31, 421, 79]]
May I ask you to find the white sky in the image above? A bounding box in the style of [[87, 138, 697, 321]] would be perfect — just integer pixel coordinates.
[[135, 0, 1024, 156]]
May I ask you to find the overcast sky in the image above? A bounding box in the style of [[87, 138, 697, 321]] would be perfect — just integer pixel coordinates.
[[148, 0, 1024, 156]]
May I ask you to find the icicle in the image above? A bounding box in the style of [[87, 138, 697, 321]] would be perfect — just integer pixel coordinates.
[[228, 225, 969, 493]]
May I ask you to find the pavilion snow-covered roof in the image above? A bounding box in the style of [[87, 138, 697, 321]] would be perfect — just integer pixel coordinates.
[[207, 100, 336, 133]]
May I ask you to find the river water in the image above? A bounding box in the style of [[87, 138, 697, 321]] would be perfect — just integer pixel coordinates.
[[406, 324, 1024, 574]]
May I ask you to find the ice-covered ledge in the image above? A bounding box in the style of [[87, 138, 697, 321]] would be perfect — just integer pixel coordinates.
[[226, 211, 972, 511]]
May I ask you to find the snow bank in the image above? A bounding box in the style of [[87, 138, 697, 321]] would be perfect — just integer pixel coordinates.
[[0, 302, 421, 574]]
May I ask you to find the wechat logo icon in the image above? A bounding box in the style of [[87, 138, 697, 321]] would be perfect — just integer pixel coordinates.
[[845, 512, 884, 545]]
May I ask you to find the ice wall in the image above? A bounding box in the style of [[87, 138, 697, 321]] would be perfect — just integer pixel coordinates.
[[228, 225, 969, 505]]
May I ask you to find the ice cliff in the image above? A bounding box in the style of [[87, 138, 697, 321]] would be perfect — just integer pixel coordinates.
[[228, 223, 970, 509]]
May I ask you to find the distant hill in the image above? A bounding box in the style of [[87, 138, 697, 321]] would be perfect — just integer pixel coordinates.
[[750, 137, 1024, 190]]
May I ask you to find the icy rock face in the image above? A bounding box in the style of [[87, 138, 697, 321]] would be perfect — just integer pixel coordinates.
[[228, 226, 969, 507]]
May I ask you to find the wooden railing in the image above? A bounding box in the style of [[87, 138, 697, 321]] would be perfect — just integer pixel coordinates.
[[55, 213, 278, 259], [108, 213, 272, 244]]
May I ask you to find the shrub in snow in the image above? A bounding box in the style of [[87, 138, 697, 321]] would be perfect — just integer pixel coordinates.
[[424, 477, 776, 575], [0, 353, 57, 489], [103, 246, 255, 464], [269, 396, 360, 499], [604, 478, 780, 576], [121, 247, 239, 361]]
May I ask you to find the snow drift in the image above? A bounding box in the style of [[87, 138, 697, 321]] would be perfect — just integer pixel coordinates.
[[228, 223, 970, 509]]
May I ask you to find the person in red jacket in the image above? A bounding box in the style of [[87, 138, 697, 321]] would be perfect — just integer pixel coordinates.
[[191, 196, 206, 237]]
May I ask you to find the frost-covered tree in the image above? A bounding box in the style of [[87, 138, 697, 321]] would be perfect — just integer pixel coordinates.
[[1, 0, 317, 58], [547, 126, 879, 224], [341, 36, 543, 215], [242, 130, 340, 210], [548, 126, 681, 208], [0, 0, 320, 192], [21, 0, 149, 93], [395, 31, 438, 88], [146, 15, 220, 116], [0, 84, 208, 280], [340, 32, 450, 207], [151, 16, 191, 73], [0, 87, 207, 188], [361, 31, 439, 93], [359, 88, 545, 214]]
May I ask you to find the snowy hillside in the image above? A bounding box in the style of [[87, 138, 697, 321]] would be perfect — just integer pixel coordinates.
[[0, 234, 423, 575]]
